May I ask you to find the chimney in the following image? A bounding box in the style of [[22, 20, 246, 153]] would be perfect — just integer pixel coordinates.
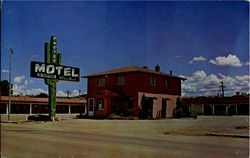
[[236, 92, 240, 96], [170, 70, 172, 75], [155, 65, 160, 72]]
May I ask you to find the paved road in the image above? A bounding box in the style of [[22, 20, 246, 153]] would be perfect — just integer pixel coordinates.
[[1, 119, 249, 158]]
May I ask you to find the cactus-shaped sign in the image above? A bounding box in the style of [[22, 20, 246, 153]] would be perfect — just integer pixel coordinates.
[[30, 36, 80, 119], [44, 36, 61, 118]]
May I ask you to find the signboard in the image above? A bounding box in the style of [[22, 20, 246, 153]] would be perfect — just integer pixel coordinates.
[[30, 61, 80, 82], [30, 35, 81, 118]]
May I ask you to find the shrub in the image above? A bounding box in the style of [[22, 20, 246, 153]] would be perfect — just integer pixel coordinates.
[[27, 114, 59, 121], [108, 113, 121, 119]]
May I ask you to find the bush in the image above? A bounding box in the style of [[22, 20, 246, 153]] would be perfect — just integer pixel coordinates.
[[76, 114, 87, 119], [27, 114, 59, 121], [107, 113, 121, 119], [190, 112, 202, 119]]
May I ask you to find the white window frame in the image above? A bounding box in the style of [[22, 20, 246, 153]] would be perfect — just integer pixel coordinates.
[[150, 76, 156, 86], [117, 76, 125, 85], [164, 78, 169, 87], [97, 78, 105, 86]]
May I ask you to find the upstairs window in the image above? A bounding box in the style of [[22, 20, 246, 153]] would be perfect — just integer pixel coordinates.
[[97, 78, 105, 86], [117, 76, 125, 85], [150, 76, 156, 86], [164, 78, 170, 87]]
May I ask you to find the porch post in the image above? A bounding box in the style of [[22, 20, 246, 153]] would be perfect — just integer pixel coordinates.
[[212, 105, 215, 115], [209, 104, 214, 115], [69, 105, 71, 114], [85, 105, 87, 115], [225, 104, 231, 116], [6, 103, 8, 114], [30, 103, 32, 115], [235, 104, 238, 115], [201, 104, 204, 114]]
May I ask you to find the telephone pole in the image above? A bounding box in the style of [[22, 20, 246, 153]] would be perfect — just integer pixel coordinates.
[[1, 44, 13, 121], [66, 90, 70, 98], [219, 81, 226, 97]]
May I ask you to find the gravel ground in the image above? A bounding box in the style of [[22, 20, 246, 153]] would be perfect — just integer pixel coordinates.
[[2, 114, 248, 137]]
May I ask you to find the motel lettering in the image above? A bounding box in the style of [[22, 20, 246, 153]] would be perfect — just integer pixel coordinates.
[[30, 61, 80, 82]]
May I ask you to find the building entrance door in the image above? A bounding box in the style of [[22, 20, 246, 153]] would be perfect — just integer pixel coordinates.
[[88, 98, 94, 116], [161, 99, 167, 118]]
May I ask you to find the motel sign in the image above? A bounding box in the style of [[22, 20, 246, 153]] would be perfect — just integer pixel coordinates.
[[30, 61, 79, 82], [30, 36, 80, 119]]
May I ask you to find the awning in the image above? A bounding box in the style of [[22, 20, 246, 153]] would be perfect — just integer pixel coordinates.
[[95, 89, 125, 98]]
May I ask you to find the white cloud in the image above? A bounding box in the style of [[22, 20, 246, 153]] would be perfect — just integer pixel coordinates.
[[209, 54, 243, 67], [57, 90, 67, 97], [25, 89, 47, 96], [2, 69, 9, 73], [12, 83, 47, 96], [181, 70, 249, 97], [24, 80, 28, 86], [11, 75, 48, 96], [14, 75, 25, 83], [189, 56, 206, 64], [56, 89, 81, 97], [235, 75, 250, 81], [72, 89, 80, 97]]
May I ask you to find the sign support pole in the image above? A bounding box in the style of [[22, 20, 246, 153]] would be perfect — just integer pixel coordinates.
[[44, 36, 61, 119], [30, 35, 80, 120]]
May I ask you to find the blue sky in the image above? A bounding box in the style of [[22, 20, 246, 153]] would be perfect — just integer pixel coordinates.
[[1, 1, 249, 97]]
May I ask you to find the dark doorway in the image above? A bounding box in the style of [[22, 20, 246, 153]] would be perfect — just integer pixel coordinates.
[[237, 104, 249, 115], [111, 98, 119, 112], [204, 104, 213, 115], [139, 95, 154, 119], [214, 105, 226, 115], [161, 99, 167, 118]]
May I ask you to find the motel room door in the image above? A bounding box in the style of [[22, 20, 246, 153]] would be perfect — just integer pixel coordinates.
[[161, 99, 167, 118], [88, 98, 94, 116]]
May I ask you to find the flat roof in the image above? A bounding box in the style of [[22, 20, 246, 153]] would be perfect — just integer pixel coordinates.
[[182, 95, 249, 104], [0, 96, 86, 105]]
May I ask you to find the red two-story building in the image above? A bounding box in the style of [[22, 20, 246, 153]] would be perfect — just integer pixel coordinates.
[[83, 65, 186, 119]]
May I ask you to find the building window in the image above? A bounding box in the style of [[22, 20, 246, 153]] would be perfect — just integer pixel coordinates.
[[164, 78, 169, 87], [126, 97, 134, 109], [150, 76, 156, 86], [97, 78, 105, 86], [117, 76, 125, 85], [88, 98, 94, 111], [96, 98, 104, 110]]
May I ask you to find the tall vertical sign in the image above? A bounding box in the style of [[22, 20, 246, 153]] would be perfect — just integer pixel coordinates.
[[45, 36, 60, 118], [30, 36, 80, 119]]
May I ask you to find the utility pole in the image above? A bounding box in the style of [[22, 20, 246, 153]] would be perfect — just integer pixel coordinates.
[[219, 81, 226, 97], [66, 90, 70, 98], [1, 44, 13, 121], [79, 90, 83, 116], [79, 90, 81, 98]]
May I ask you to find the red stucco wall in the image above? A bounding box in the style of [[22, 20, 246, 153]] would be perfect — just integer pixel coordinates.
[[86, 72, 182, 117]]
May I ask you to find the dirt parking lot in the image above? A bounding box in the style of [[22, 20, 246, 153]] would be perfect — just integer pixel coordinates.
[[1, 116, 249, 158]]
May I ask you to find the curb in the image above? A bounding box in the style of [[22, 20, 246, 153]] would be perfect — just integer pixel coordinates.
[[164, 132, 249, 139], [205, 133, 249, 139], [0, 120, 22, 124]]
